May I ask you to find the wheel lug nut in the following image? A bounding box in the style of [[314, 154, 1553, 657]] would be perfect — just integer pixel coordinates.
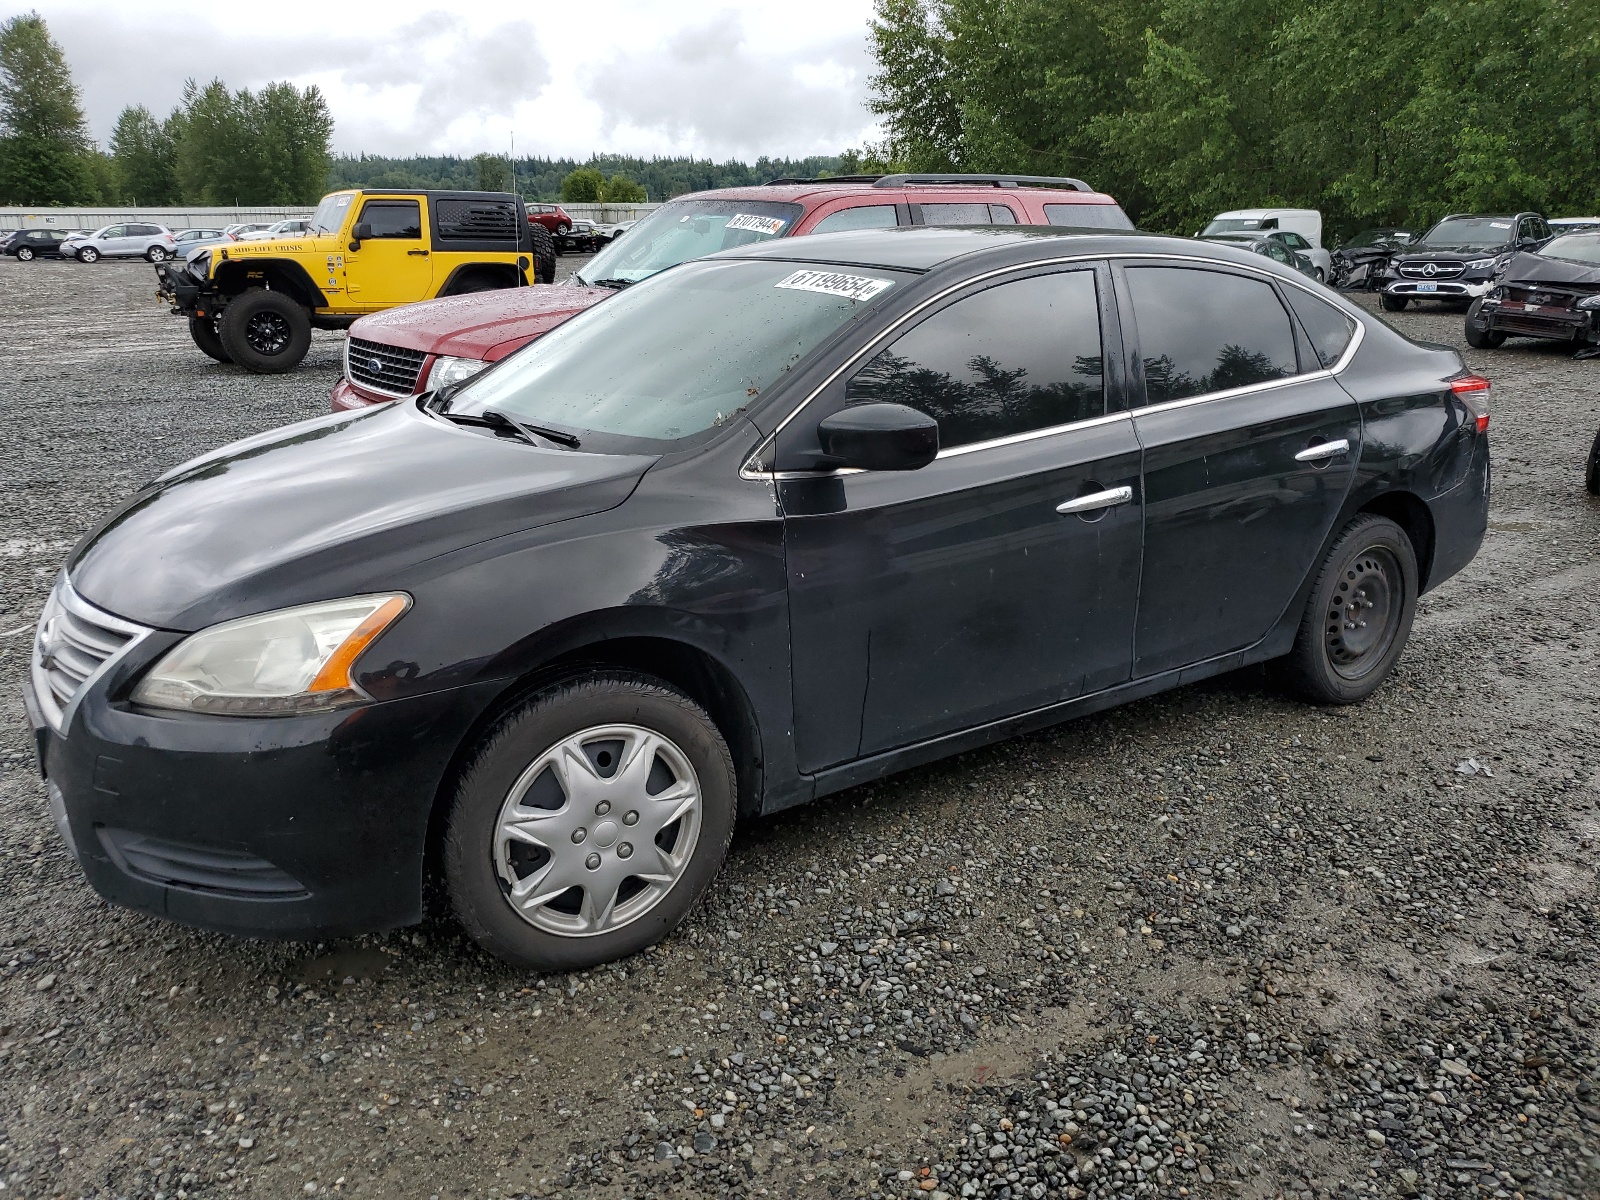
[[571, 828, 586, 844], [585, 853, 601, 870], [623, 811, 639, 826], [618, 842, 633, 859], [596, 800, 612, 815]]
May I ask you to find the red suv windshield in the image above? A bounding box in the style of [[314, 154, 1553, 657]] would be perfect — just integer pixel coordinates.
[[573, 199, 804, 285]]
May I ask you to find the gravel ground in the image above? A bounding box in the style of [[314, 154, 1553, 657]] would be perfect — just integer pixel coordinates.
[[0, 258, 1597, 1200]]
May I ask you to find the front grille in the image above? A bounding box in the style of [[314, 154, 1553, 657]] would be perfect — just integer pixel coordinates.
[[32, 578, 149, 735], [346, 336, 426, 396], [1499, 315, 1580, 337], [1398, 260, 1464, 279], [98, 828, 307, 898]]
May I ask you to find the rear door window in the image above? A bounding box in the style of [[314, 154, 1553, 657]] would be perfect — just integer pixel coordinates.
[[811, 205, 899, 234], [359, 200, 423, 239], [1043, 204, 1135, 230], [844, 269, 1105, 448], [918, 203, 1018, 226], [1125, 266, 1298, 405]]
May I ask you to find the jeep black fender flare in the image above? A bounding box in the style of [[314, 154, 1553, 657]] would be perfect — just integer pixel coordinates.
[[212, 259, 327, 312], [436, 262, 529, 297]]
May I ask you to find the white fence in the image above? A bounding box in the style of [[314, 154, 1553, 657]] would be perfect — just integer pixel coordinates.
[[1, 201, 663, 231]]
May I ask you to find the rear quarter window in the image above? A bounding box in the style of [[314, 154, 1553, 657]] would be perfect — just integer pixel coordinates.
[[1044, 204, 1135, 231], [1283, 287, 1357, 368], [434, 199, 519, 242]]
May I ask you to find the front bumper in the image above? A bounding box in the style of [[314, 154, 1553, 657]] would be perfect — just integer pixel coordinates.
[[28, 658, 504, 939], [1473, 299, 1596, 344], [331, 376, 401, 411], [1384, 278, 1494, 300]]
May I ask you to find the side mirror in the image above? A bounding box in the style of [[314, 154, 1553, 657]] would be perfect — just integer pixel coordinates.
[[816, 402, 939, 471], [349, 221, 373, 250]]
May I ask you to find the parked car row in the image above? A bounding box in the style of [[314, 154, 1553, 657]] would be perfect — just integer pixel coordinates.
[[3, 218, 320, 263]]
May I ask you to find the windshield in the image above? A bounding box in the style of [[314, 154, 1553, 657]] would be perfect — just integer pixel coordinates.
[[1202, 218, 1269, 235], [575, 199, 803, 285], [449, 258, 903, 446], [1420, 217, 1515, 249], [308, 192, 355, 235], [1539, 233, 1600, 265]]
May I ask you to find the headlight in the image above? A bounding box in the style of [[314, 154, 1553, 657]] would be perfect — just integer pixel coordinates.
[[131, 594, 409, 716], [428, 355, 490, 389], [1465, 258, 1497, 271], [1577, 295, 1600, 310]]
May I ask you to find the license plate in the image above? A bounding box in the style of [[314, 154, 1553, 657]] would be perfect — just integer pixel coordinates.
[[1417, 283, 1438, 293]]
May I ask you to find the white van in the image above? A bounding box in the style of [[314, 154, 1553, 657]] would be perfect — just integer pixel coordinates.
[[1200, 208, 1330, 279]]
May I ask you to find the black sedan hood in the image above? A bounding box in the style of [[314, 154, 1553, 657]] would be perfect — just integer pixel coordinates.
[[1499, 250, 1600, 287], [70, 403, 654, 630], [1397, 247, 1502, 263]]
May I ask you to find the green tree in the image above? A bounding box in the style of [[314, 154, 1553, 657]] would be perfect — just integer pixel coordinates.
[[0, 11, 98, 203], [600, 173, 646, 203], [473, 151, 511, 192], [560, 165, 604, 202], [111, 104, 180, 204], [173, 77, 331, 204]]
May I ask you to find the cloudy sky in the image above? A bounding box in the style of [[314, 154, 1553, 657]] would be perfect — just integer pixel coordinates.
[[9, 0, 883, 161]]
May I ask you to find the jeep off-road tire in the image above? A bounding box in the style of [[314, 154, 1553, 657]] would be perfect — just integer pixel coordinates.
[[188, 315, 231, 364], [1380, 292, 1408, 312], [443, 673, 737, 972], [1273, 514, 1418, 705], [76, 246, 99, 264], [218, 288, 311, 374]]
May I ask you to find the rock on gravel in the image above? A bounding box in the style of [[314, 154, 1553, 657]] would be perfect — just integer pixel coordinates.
[[0, 266, 1597, 1198]]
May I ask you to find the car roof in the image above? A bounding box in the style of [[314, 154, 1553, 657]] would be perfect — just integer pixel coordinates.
[[1211, 208, 1317, 219], [669, 178, 1123, 209], [710, 224, 1178, 272]]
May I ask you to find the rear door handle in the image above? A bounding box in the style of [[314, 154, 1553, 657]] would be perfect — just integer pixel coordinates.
[[1294, 438, 1350, 463], [1056, 485, 1134, 515], [407, 249, 429, 257]]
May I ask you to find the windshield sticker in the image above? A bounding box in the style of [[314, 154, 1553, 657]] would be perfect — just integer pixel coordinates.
[[775, 269, 894, 303], [1489, 222, 1511, 228], [726, 213, 788, 236]]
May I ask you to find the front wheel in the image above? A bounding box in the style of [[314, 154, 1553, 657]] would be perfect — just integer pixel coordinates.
[[76, 246, 99, 263], [443, 674, 737, 971], [217, 288, 311, 373], [1274, 514, 1418, 705], [1379, 292, 1408, 312], [1464, 300, 1505, 349], [188, 315, 231, 363]]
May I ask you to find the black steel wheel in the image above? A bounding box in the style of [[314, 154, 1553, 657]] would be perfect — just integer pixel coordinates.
[[1274, 514, 1418, 704], [188, 315, 231, 364], [1379, 292, 1408, 312], [443, 673, 736, 971], [217, 288, 311, 374], [15, 246, 33, 261]]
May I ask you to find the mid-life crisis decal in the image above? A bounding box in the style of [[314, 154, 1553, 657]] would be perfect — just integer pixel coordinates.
[[774, 269, 894, 303]]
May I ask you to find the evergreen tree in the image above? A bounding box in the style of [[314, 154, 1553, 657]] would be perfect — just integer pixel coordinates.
[[110, 104, 179, 204], [0, 11, 98, 203]]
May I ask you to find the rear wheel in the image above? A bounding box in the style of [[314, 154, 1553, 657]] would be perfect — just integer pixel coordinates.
[[76, 246, 99, 264], [217, 288, 311, 374], [1379, 292, 1408, 312], [188, 315, 231, 363], [1274, 514, 1418, 705], [15, 246, 34, 261], [443, 673, 737, 971], [146, 246, 169, 262]]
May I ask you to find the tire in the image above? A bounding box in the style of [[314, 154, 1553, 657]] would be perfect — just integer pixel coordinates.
[[1379, 292, 1408, 312], [76, 246, 99, 264], [217, 288, 311, 374], [1315, 267, 1326, 283], [1464, 300, 1505, 349], [443, 673, 737, 971], [15, 246, 33, 261], [146, 246, 169, 262], [1274, 514, 1419, 705], [1586, 426, 1600, 497], [188, 315, 231, 363]]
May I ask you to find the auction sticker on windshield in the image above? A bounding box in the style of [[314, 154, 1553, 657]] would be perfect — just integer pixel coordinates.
[[726, 213, 788, 236], [775, 269, 894, 303]]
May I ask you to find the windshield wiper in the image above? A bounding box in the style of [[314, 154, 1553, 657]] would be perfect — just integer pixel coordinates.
[[588, 277, 635, 290], [436, 407, 581, 449]]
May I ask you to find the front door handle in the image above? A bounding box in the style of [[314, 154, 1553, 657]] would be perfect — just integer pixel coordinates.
[[1295, 438, 1350, 463], [1056, 485, 1134, 515], [407, 248, 429, 257]]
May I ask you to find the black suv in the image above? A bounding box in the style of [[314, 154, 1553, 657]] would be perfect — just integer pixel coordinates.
[[1381, 213, 1551, 310], [29, 227, 1491, 971], [2, 228, 71, 260]]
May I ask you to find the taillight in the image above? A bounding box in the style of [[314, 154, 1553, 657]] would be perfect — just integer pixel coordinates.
[[1451, 374, 1490, 432]]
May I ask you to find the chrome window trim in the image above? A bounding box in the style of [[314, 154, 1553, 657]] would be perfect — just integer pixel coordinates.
[[740, 250, 1368, 480], [936, 409, 1130, 458]]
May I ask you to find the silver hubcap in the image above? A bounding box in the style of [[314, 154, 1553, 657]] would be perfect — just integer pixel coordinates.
[[493, 723, 701, 937]]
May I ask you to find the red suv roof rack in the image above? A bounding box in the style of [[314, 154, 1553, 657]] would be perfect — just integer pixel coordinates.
[[764, 173, 1095, 192]]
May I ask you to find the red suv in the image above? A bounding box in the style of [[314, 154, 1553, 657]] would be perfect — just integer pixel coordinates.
[[331, 175, 1132, 410]]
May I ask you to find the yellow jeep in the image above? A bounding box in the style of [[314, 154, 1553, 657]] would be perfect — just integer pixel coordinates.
[[155, 189, 537, 373]]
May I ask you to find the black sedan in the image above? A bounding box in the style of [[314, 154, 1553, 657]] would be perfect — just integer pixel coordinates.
[[3, 228, 72, 259], [1465, 231, 1600, 354], [28, 227, 1491, 971]]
